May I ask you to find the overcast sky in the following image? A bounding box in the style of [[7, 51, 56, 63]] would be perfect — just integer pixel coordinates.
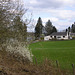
[[22, 0, 75, 31]]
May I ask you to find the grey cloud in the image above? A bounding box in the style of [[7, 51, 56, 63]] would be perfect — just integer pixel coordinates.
[[30, 0, 64, 9]]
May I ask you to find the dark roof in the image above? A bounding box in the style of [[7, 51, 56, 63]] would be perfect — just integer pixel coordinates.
[[50, 32, 67, 36], [70, 33, 75, 36]]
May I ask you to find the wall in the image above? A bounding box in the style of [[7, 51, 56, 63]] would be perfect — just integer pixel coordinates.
[[50, 35, 68, 40], [44, 36, 51, 40], [44, 35, 68, 40]]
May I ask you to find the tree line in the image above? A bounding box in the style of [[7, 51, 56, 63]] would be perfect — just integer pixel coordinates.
[[35, 17, 57, 40], [66, 22, 75, 33]]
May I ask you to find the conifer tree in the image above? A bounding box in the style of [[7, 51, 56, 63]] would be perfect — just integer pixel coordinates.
[[52, 26, 57, 33], [45, 20, 53, 35], [35, 17, 43, 39]]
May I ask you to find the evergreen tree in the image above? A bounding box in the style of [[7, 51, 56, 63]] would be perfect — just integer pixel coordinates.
[[35, 17, 43, 39], [68, 26, 70, 32], [71, 23, 75, 33], [66, 29, 68, 32], [52, 26, 57, 33], [45, 20, 53, 35]]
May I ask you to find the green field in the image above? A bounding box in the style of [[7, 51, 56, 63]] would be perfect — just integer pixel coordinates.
[[29, 40, 75, 70]]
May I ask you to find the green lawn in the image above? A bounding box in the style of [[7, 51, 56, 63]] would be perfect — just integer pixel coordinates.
[[29, 40, 75, 70]]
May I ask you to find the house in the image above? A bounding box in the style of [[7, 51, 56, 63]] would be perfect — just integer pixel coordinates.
[[70, 33, 75, 37], [69, 33, 75, 39], [44, 32, 69, 40]]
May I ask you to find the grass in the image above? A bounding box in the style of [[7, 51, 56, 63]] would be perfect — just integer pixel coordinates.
[[29, 40, 75, 70], [0, 47, 71, 75]]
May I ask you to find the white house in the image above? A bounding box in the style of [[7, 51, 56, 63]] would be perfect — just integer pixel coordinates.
[[44, 32, 69, 40], [70, 33, 75, 37], [69, 33, 75, 39]]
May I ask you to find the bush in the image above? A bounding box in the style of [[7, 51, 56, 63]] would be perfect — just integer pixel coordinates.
[[72, 36, 75, 39], [5, 40, 33, 62]]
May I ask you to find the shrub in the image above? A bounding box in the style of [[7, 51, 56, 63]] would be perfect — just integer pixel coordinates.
[[6, 40, 33, 62], [72, 36, 75, 39]]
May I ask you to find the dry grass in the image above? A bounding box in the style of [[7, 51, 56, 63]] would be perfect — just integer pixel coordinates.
[[0, 50, 73, 75]]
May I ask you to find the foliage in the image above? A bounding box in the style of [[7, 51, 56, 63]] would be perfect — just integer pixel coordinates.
[[0, 0, 10, 44], [35, 17, 43, 39], [45, 20, 57, 35], [71, 23, 75, 33], [68, 26, 70, 32], [52, 26, 57, 33], [67, 22, 75, 33], [6, 40, 33, 62], [0, 0, 28, 44], [0, 0, 32, 62], [35, 19, 57, 40], [45, 20, 53, 35], [72, 36, 75, 39], [11, 16, 27, 42]]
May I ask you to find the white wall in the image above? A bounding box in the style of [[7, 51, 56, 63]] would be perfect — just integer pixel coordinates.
[[44, 35, 69, 40], [50, 35, 68, 40], [44, 36, 51, 40], [56, 36, 68, 40]]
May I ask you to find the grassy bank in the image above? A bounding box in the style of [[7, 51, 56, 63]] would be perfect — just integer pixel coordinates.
[[0, 49, 72, 75]]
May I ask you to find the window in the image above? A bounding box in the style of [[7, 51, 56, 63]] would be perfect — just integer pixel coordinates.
[[63, 36, 65, 38], [57, 37, 61, 38], [54, 36, 56, 38]]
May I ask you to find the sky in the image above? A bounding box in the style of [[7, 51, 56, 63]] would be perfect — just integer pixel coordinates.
[[22, 0, 75, 32]]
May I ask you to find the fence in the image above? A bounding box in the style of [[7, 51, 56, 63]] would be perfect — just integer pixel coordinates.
[[34, 57, 75, 75]]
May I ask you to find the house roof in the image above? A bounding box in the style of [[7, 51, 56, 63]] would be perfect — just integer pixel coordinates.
[[50, 32, 67, 36], [70, 33, 75, 36]]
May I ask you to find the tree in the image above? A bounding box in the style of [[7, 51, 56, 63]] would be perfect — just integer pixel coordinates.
[[0, 0, 32, 62], [52, 26, 57, 33], [35, 17, 43, 39], [0, 0, 11, 44], [45, 20, 53, 35], [0, 0, 28, 44], [12, 16, 27, 42], [68, 26, 70, 32], [71, 23, 75, 33], [66, 29, 68, 32]]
